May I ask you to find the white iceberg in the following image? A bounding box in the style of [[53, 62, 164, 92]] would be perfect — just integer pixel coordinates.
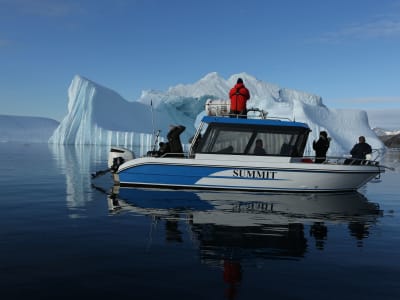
[[49, 73, 384, 156]]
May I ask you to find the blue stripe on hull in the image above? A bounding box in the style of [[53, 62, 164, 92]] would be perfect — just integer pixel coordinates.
[[119, 164, 225, 186]]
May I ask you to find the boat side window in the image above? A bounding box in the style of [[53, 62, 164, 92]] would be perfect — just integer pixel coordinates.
[[250, 132, 299, 156], [279, 134, 296, 156], [279, 132, 309, 157], [198, 126, 253, 154], [294, 133, 308, 157]]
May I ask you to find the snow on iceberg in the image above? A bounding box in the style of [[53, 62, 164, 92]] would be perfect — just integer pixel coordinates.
[[49, 73, 384, 156]]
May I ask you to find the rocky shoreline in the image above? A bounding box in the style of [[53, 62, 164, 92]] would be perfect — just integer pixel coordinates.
[[379, 134, 400, 148]]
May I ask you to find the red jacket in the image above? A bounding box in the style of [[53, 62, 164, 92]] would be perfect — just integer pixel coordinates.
[[229, 83, 250, 111]]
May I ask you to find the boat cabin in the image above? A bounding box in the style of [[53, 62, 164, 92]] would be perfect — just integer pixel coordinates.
[[191, 116, 311, 157]]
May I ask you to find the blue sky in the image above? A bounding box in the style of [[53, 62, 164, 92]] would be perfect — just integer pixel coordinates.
[[1, 0, 400, 122]]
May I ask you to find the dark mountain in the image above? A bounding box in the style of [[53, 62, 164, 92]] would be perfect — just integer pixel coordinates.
[[383, 134, 400, 148]]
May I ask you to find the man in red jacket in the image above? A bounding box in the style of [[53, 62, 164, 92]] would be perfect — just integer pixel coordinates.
[[229, 78, 250, 118]]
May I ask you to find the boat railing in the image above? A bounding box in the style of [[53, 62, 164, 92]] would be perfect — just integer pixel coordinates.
[[242, 108, 268, 119], [206, 106, 269, 120], [158, 152, 187, 158], [205, 98, 296, 121], [146, 146, 391, 170], [247, 108, 296, 121], [328, 156, 380, 166], [233, 108, 296, 121], [209, 106, 293, 121], [293, 155, 381, 166], [295, 148, 387, 166]]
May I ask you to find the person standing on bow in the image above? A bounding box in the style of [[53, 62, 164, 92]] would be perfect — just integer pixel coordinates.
[[229, 78, 250, 118], [312, 131, 330, 163]]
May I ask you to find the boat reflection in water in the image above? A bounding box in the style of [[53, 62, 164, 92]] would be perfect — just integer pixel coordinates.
[[105, 187, 382, 298], [107, 187, 382, 251]]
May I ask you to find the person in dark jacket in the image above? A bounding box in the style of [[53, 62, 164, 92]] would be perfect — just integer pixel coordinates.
[[229, 78, 250, 118], [350, 136, 372, 161], [157, 142, 170, 156], [167, 125, 186, 156], [253, 139, 266, 155], [312, 131, 330, 163]]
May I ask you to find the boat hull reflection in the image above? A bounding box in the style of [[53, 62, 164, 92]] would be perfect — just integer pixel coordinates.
[[112, 187, 381, 224], [108, 187, 382, 260]]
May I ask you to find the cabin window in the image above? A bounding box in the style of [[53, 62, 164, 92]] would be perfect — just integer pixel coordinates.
[[249, 132, 299, 156], [197, 123, 309, 156], [198, 127, 253, 154]]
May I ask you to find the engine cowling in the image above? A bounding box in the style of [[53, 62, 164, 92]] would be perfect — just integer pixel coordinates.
[[108, 147, 135, 171]]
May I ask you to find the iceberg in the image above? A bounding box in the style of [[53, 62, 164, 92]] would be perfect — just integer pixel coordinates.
[[49, 75, 196, 146], [49, 73, 384, 156]]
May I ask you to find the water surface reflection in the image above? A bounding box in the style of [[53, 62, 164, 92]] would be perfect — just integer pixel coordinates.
[[102, 187, 382, 298], [107, 186, 382, 253]]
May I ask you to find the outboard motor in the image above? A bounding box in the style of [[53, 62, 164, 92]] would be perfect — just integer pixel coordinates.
[[108, 147, 135, 172]]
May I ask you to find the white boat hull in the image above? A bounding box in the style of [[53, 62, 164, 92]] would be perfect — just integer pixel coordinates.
[[115, 154, 384, 192]]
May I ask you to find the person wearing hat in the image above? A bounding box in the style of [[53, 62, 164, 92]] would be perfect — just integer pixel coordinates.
[[229, 78, 250, 118], [312, 131, 330, 163]]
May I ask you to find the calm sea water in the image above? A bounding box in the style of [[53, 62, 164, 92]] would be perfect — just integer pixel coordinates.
[[0, 143, 399, 300]]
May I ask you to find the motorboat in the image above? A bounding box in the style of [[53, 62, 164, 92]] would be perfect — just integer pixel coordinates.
[[105, 101, 387, 192]]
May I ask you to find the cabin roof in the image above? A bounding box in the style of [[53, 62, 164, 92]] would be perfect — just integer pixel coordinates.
[[201, 116, 310, 129]]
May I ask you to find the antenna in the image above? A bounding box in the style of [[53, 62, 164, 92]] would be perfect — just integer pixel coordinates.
[[150, 99, 155, 137], [150, 99, 159, 152]]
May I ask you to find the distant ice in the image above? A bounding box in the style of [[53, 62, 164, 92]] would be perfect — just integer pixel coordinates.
[[0, 115, 58, 143]]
